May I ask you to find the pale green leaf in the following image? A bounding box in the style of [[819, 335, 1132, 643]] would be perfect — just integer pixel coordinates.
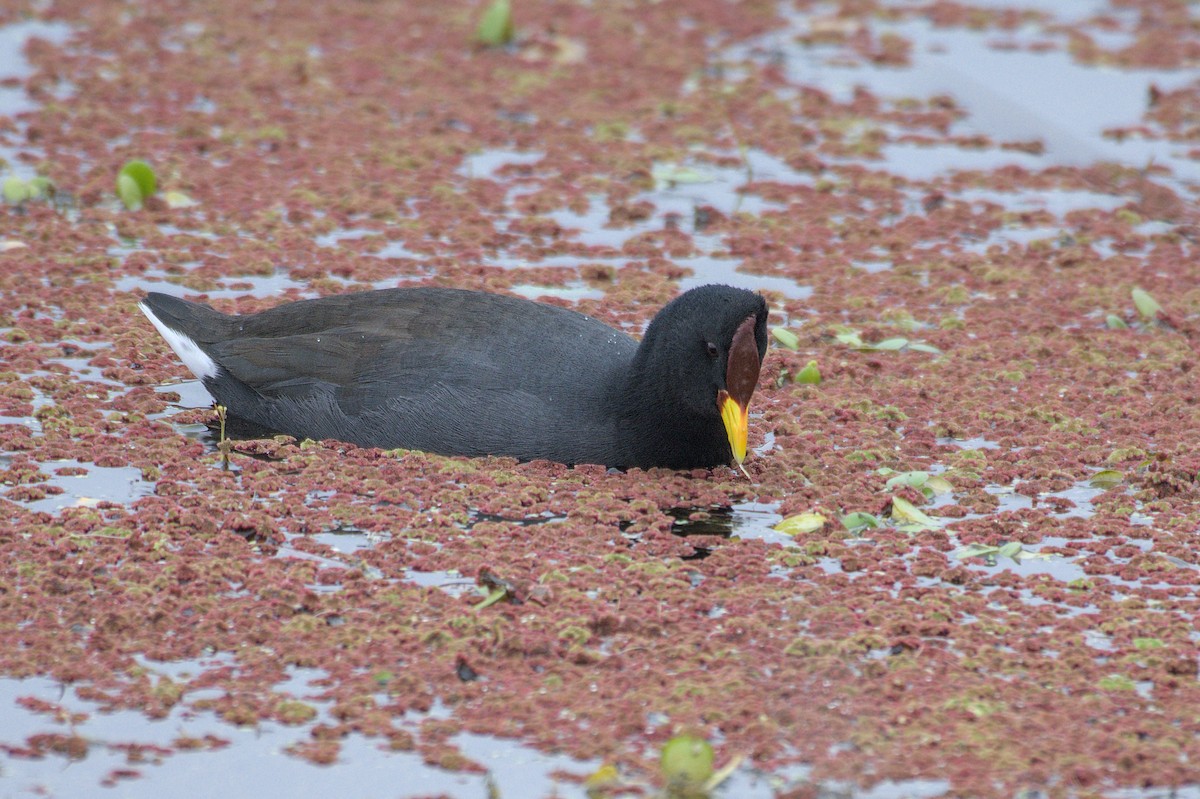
[[841, 511, 880, 532], [1012, 549, 1055, 562], [163, 190, 197, 209], [833, 329, 863, 347], [794, 359, 821, 385], [660, 735, 714, 787], [1131, 287, 1161, 320], [3, 176, 29, 204], [907, 342, 942, 354], [771, 327, 799, 350], [473, 587, 508, 610], [26, 176, 53, 199], [584, 764, 620, 789], [997, 541, 1023, 559], [885, 471, 928, 491], [116, 173, 143, 210], [774, 512, 826, 536], [475, 0, 514, 46], [925, 475, 954, 495], [119, 159, 157, 199], [890, 496, 940, 529], [1089, 469, 1123, 489], [953, 543, 999, 560]]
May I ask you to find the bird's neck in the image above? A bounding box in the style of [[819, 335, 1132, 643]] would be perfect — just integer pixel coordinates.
[[609, 353, 727, 470]]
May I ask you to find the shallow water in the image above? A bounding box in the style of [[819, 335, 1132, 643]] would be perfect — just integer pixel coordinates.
[[0, 666, 947, 799], [669, 500, 793, 547], [0, 673, 596, 799], [7, 458, 152, 513], [0, 20, 72, 178]]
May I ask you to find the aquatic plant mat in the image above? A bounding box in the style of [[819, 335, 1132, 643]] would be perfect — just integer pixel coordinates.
[[1, 0, 1199, 797]]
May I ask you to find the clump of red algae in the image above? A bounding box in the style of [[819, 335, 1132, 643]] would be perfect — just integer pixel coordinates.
[[1, 0, 1200, 795]]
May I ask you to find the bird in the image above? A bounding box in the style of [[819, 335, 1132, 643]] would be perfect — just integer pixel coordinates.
[[138, 284, 768, 471]]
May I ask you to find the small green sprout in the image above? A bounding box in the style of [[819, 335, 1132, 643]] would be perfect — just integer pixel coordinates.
[[660, 734, 714, 794], [794, 359, 821, 384], [475, 0, 514, 46], [1131, 287, 1161, 321], [117, 159, 158, 210]]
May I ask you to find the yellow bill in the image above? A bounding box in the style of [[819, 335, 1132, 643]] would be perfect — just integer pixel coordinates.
[[717, 389, 749, 468], [719, 313, 763, 479]]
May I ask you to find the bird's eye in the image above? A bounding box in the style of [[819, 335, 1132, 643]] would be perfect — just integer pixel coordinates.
[[705, 341, 719, 358]]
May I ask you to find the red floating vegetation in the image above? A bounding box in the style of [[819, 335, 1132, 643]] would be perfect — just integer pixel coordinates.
[[1, 0, 1199, 796]]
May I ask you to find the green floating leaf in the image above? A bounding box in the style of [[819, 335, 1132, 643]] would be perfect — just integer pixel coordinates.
[[925, 475, 954, 495], [660, 735, 714, 788], [841, 511, 880, 532], [774, 512, 826, 536], [884, 471, 928, 491], [3, 176, 29, 204], [883, 470, 950, 500], [475, 0, 514, 46], [955, 540, 1056, 563], [771, 326, 799, 350], [1089, 469, 1124, 489], [584, 764, 621, 791], [833, 328, 863, 347], [473, 587, 508, 610], [1131, 287, 1161, 320], [953, 542, 1000, 560], [997, 541, 1023, 560], [119, 159, 157, 203], [1133, 637, 1164, 650], [1097, 674, 1137, 692], [906, 342, 942, 354], [1105, 313, 1129, 330], [117, 172, 143, 210], [163, 190, 197, 209], [27, 176, 53, 199], [889, 496, 940, 530], [834, 328, 940, 355], [794, 359, 821, 385]]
